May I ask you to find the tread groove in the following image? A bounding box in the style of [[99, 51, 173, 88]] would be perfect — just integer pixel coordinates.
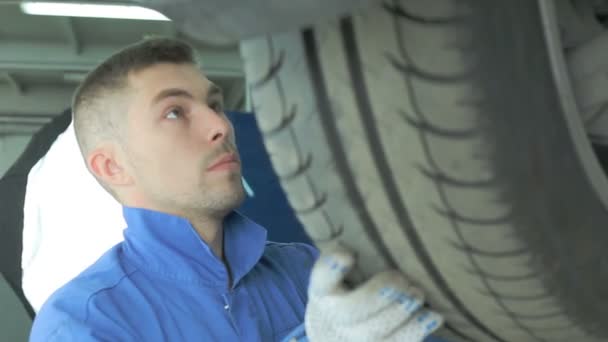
[[301, 28, 399, 267], [401, 110, 478, 139], [478, 288, 555, 302], [464, 268, 545, 282], [388, 53, 472, 83], [434, 205, 514, 226], [253, 49, 285, 89], [382, 2, 465, 25], [507, 310, 566, 321], [261, 104, 297, 137], [259, 36, 341, 248], [277, 153, 313, 181], [389, 1, 549, 339], [294, 192, 327, 215], [341, 15, 487, 342], [417, 164, 497, 188], [450, 242, 530, 258]]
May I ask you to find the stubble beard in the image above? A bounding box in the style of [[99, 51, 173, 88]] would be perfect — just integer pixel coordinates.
[[180, 175, 246, 219]]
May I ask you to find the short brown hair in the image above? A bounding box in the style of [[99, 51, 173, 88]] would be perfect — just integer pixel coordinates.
[[72, 37, 198, 158]]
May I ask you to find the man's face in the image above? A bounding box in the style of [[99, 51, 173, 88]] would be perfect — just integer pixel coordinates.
[[121, 62, 245, 217]]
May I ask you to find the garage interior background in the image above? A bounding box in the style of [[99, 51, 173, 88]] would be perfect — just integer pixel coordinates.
[[0, 3, 246, 178], [0, 3, 286, 340]]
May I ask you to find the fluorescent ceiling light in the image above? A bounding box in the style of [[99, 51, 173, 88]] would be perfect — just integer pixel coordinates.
[[20, 2, 170, 21]]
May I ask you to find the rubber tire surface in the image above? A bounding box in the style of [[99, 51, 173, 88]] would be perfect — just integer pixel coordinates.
[[135, 0, 378, 45], [240, 0, 608, 341]]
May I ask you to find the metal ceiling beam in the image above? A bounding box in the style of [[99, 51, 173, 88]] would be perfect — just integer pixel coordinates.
[[0, 115, 51, 125], [0, 121, 47, 130], [0, 84, 73, 116], [0, 121, 48, 127], [0, 131, 37, 137], [62, 17, 82, 55], [0, 41, 244, 78], [0, 113, 57, 119]]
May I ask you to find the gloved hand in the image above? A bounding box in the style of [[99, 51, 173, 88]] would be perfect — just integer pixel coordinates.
[[305, 244, 444, 342]]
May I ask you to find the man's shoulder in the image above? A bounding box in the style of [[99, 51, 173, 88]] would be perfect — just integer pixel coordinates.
[[56, 244, 135, 299], [258, 242, 319, 323], [264, 241, 319, 265], [260, 242, 319, 287], [30, 244, 136, 341]]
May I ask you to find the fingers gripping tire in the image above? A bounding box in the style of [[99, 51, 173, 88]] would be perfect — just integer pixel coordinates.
[[240, 0, 608, 341]]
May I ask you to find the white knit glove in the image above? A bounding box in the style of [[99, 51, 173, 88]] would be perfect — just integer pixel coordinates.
[[305, 244, 444, 342]]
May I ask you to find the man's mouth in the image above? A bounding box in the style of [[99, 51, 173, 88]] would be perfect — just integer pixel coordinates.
[[206, 153, 240, 172]]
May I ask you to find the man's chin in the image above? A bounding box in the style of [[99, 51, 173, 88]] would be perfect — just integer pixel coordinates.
[[229, 187, 246, 209], [209, 186, 246, 213]]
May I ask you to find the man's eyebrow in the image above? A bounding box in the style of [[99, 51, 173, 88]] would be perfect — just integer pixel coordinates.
[[152, 88, 194, 105]]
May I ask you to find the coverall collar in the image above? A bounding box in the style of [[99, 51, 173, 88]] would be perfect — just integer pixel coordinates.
[[121, 206, 268, 289]]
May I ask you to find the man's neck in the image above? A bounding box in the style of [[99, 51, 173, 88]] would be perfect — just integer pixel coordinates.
[[188, 215, 225, 260]]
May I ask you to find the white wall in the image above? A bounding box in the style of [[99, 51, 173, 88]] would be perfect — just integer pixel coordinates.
[[0, 135, 32, 178]]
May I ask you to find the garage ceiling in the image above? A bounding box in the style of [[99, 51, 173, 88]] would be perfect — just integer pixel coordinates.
[[0, 1, 245, 136]]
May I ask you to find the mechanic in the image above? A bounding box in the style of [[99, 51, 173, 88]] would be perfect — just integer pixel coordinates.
[[29, 37, 444, 342]]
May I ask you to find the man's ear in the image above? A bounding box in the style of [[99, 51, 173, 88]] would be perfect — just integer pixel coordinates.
[[87, 144, 132, 187]]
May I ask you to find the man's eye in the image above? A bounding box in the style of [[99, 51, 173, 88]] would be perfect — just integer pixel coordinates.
[[165, 108, 183, 119]]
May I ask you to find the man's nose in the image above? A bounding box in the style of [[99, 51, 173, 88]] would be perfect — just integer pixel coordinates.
[[202, 108, 231, 144]]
